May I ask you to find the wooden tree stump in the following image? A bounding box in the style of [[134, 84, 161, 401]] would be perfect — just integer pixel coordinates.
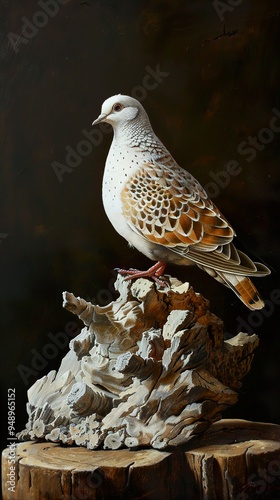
[[2, 419, 280, 499], [6, 275, 279, 498]]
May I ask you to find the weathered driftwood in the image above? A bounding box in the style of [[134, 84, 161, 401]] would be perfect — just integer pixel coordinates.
[[3, 420, 280, 499], [18, 274, 259, 450]]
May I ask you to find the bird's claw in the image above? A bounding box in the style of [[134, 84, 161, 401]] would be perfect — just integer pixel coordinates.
[[115, 262, 169, 288]]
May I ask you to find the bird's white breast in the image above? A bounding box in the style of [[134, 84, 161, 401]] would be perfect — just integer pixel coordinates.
[[102, 139, 149, 243]]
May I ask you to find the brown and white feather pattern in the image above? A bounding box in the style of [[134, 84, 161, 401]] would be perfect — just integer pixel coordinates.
[[94, 94, 270, 310], [121, 161, 268, 310]]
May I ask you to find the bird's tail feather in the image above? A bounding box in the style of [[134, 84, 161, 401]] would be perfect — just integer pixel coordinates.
[[217, 271, 265, 310]]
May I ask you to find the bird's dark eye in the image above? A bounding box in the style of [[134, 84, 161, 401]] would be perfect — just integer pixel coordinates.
[[112, 103, 124, 112]]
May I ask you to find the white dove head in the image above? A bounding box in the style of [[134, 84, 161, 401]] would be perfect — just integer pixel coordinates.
[[92, 94, 149, 128]]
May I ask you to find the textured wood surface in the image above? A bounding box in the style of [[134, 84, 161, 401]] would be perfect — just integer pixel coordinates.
[[3, 419, 280, 499]]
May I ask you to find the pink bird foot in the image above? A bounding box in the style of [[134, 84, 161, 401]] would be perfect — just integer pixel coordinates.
[[116, 261, 167, 286]]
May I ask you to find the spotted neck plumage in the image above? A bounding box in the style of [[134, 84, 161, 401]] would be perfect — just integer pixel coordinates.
[[113, 117, 173, 163]]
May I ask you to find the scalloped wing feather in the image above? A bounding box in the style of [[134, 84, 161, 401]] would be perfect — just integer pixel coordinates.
[[122, 162, 234, 249], [121, 162, 270, 280]]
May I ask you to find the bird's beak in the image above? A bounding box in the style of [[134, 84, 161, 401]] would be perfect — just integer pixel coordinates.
[[92, 113, 107, 125]]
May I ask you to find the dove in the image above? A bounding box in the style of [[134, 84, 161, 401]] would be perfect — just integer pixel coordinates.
[[93, 94, 270, 310]]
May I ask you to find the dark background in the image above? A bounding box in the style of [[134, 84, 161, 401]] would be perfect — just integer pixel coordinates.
[[1, 0, 280, 455]]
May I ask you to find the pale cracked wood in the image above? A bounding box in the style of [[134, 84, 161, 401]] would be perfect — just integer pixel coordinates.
[[2, 419, 280, 499], [17, 275, 259, 450]]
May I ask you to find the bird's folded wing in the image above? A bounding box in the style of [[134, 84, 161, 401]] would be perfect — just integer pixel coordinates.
[[121, 162, 270, 276], [121, 161, 233, 248]]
